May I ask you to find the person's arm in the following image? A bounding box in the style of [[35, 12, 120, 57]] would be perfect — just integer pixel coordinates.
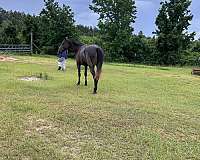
[[57, 51, 61, 58]]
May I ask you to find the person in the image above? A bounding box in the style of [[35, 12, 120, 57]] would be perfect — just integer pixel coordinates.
[[57, 49, 68, 71]]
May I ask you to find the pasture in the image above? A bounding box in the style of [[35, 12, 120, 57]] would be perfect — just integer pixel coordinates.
[[0, 55, 200, 159]]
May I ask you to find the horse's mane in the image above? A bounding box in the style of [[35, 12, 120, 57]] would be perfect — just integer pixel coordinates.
[[69, 39, 84, 47]]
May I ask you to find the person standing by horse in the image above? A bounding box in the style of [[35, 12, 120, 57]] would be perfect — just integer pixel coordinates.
[[57, 49, 68, 71]]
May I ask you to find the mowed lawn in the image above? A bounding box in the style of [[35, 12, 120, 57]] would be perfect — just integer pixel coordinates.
[[0, 55, 200, 160]]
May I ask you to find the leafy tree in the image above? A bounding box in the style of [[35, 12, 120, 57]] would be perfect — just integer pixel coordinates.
[[39, 0, 77, 51], [90, 0, 137, 61], [22, 15, 40, 46], [191, 40, 200, 53], [0, 8, 26, 44], [138, 31, 145, 39], [0, 20, 20, 44], [155, 0, 195, 65], [126, 34, 158, 64], [0, 8, 4, 24]]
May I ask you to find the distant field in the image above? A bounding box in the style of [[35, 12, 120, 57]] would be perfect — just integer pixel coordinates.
[[0, 55, 200, 159]]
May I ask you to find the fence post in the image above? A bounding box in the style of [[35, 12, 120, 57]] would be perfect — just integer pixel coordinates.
[[30, 32, 33, 55]]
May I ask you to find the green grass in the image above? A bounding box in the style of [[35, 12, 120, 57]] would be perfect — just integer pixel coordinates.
[[0, 54, 200, 160]]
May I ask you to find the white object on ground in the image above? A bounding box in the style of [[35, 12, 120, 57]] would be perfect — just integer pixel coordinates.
[[19, 77, 40, 81]]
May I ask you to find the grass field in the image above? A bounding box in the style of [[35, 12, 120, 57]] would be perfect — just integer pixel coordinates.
[[0, 55, 200, 160]]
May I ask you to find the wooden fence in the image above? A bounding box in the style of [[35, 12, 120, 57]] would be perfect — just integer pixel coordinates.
[[0, 44, 31, 52], [0, 32, 33, 53]]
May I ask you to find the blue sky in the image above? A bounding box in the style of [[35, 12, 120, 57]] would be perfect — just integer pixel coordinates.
[[0, 0, 199, 38]]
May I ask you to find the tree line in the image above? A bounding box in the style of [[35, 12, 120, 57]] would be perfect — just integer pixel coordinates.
[[0, 0, 200, 66]]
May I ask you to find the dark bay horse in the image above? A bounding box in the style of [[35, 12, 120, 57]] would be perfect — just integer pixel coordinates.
[[58, 37, 104, 94]]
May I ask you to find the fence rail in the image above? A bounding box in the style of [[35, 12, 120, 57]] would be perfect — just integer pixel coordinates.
[[0, 44, 31, 52]]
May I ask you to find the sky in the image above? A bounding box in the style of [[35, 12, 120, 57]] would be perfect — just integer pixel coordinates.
[[0, 0, 199, 38]]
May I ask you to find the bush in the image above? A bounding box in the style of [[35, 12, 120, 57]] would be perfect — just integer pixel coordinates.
[[41, 46, 57, 55], [180, 51, 200, 66], [79, 35, 100, 45]]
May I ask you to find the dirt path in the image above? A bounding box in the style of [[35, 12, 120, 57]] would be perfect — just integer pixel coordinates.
[[0, 55, 17, 62]]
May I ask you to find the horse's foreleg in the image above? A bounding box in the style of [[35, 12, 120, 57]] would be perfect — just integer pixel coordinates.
[[84, 65, 88, 86], [77, 64, 81, 85]]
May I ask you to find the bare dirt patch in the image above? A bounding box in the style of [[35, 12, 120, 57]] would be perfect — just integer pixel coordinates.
[[0, 55, 17, 62], [19, 73, 50, 81]]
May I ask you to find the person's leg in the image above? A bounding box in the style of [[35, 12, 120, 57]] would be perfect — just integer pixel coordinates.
[[60, 58, 66, 71], [58, 60, 61, 70], [62, 59, 66, 71]]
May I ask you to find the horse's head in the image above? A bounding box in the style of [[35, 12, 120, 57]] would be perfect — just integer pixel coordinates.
[[58, 37, 83, 54], [58, 37, 71, 53], [58, 37, 84, 54]]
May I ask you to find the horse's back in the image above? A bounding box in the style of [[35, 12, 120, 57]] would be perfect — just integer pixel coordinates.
[[85, 45, 99, 53], [77, 44, 104, 66], [85, 45, 104, 58]]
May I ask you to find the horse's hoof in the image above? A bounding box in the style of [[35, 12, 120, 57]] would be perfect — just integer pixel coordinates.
[[85, 83, 87, 86], [77, 83, 80, 86], [93, 91, 97, 94]]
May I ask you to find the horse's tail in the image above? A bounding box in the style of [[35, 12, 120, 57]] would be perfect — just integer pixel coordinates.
[[95, 47, 104, 80]]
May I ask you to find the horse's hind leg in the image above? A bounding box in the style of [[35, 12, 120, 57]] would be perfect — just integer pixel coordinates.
[[77, 64, 81, 85], [94, 79, 98, 94], [89, 66, 98, 94], [84, 65, 88, 86], [89, 65, 95, 78]]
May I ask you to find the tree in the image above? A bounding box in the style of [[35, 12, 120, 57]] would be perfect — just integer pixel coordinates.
[[191, 40, 200, 53], [155, 0, 195, 65], [22, 15, 40, 46], [0, 8, 26, 44], [90, 0, 136, 61], [76, 25, 99, 36], [138, 31, 145, 39], [0, 8, 4, 24], [39, 0, 77, 51], [0, 20, 20, 44]]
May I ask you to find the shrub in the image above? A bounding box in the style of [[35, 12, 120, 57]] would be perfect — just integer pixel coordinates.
[[180, 51, 200, 66], [41, 46, 57, 55]]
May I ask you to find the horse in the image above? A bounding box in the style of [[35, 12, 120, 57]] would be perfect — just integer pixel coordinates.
[[58, 37, 104, 94]]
